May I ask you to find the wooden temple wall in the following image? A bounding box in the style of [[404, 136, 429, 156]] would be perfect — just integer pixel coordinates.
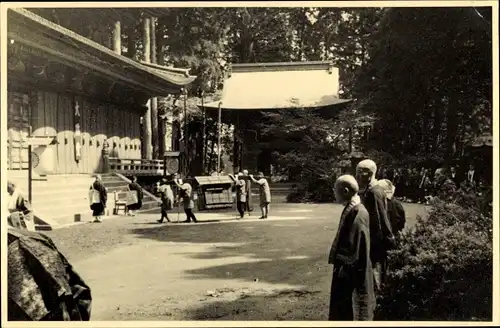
[[9, 89, 142, 175]]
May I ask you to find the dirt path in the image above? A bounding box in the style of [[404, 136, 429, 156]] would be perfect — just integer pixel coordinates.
[[45, 203, 428, 320]]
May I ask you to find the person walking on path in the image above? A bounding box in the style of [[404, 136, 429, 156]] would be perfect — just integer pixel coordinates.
[[173, 177, 198, 223], [157, 178, 174, 223], [229, 173, 247, 219], [89, 175, 107, 223], [127, 176, 143, 216], [7, 181, 35, 231], [242, 169, 254, 216], [328, 175, 375, 321], [249, 172, 271, 219], [356, 159, 396, 292]]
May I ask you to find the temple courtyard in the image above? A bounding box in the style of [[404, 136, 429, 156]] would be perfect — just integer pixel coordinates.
[[45, 202, 428, 321]]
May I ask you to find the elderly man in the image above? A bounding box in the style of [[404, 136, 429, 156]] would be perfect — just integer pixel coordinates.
[[356, 159, 396, 292], [328, 175, 375, 321], [7, 181, 35, 231]]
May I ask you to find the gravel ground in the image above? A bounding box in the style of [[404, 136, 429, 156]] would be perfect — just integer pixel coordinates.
[[44, 202, 428, 321]]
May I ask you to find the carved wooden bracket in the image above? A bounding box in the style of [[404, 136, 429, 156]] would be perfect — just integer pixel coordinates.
[[71, 70, 89, 91]]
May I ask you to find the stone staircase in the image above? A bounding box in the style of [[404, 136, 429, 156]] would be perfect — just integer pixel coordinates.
[[7, 171, 160, 230], [102, 173, 160, 213]]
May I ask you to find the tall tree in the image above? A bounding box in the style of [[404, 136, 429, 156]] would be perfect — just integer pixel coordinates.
[[351, 7, 492, 165]]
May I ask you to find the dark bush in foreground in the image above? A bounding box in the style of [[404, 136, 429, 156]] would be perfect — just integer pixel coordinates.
[[376, 191, 493, 321]]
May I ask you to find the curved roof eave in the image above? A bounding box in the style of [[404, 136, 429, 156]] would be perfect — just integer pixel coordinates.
[[198, 98, 353, 111], [9, 8, 196, 91]]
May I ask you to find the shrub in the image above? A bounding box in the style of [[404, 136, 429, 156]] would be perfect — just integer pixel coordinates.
[[376, 191, 493, 321]]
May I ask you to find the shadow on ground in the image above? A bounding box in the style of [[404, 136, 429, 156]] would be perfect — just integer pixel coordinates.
[[183, 288, 329, 320]]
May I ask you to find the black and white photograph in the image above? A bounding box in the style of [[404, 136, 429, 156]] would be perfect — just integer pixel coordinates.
[[1, 1, 497, 324]]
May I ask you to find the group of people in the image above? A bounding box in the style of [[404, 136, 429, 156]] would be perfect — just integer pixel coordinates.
[[229, 170, 271, 220], [155, 174, 198, 223], [328, 159, 407, 321], [154, 170, 273, 223], [374, 164, 482, 204]]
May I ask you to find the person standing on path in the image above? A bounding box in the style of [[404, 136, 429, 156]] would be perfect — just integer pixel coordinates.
[[173, 177, 198, 223], [229, 173, 247, 219], [7, 181, 35, 231], [356, 159, 396, 292], [249, 172, 271, 219], [242, 169, 254, 216], [157, 178, 174, 223], [127, 176, 143, 216], [89, 175, 107, 223], [328, 175, 375, 321]]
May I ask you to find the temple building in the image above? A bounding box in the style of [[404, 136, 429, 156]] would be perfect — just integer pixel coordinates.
[[201, 61, 352, 175], [6, 8, 196, 228]]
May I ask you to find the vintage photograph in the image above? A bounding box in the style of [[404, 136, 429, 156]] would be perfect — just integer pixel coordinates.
[[2, 2, 495, 323]]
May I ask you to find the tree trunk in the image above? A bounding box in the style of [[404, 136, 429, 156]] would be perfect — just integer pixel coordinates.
[[150, 17, 159, 159], [141, 17, 153, 160], [112, 21, 121, 55]]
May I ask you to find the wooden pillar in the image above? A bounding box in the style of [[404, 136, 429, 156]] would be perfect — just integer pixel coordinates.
[[141, 17, 153, 160], [150, 17, 159, 159], [127, 25, 136, 59], [156, 19, 167, 159], [112, 21, 121, 55]]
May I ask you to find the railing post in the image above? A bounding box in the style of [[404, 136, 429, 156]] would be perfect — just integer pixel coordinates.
[[102, 140, 110, 173]]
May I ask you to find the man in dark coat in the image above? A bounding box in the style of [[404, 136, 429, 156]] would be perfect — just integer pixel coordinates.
[[89, 175, 107, 223], [356, 159, 396, 292], [328, 175, 375, 321], [127, 176, 144, 216], [7, 226, 92, 321]]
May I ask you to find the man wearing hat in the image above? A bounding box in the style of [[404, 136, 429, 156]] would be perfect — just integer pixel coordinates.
[[249, 172, 271, 219]]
